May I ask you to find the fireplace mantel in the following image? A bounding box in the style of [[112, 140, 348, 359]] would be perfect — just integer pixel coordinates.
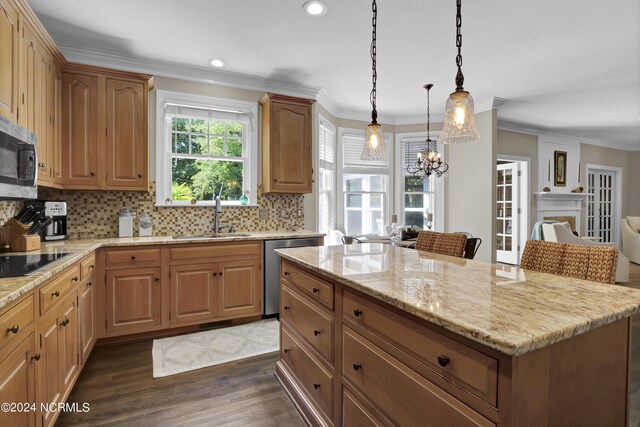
[[535, 192, 591, 234], [534, 192, 592, 201]]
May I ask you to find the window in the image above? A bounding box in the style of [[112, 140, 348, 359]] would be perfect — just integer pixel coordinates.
[[339, 131, 390, 236], [155, 90, 258, 206], [396, 133, 445, 231], [317, 116, 336, 236]]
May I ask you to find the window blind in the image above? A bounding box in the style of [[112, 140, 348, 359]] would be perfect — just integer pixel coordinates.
[[165, 102, 250, 122], [401, 137, 440, 169], [342, 134, 389, 169], [319, 119, 336, 164]]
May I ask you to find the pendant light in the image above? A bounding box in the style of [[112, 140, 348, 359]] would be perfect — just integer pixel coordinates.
[[361, 0, 387, 160], [440, 0, 480, 144], [407, 84, 449, 178]]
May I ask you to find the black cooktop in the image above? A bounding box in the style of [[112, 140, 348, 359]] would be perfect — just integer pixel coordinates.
[[0, 252, 70, 278]]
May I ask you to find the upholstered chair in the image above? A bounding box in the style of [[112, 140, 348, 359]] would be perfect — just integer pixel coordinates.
[[621, 217, 640, 264]]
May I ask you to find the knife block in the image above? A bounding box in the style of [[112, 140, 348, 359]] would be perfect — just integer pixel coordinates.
[[3, 218, 41, 252]]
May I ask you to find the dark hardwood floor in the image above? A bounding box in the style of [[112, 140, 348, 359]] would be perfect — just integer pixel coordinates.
[[55, 342, 304, 427]]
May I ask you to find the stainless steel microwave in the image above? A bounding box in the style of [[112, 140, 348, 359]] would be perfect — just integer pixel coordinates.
[[0, 116, 37, 199]]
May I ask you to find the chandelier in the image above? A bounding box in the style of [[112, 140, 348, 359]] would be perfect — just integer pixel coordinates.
[[407, 84, 449, 178]]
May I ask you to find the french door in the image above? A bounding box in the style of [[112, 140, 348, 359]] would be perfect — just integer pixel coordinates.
[[496, 163, 520, 265], [587, 169, 618, 244]]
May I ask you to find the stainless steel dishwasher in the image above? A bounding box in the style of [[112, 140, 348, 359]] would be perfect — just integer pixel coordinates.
[[264, 238, 319, 316]]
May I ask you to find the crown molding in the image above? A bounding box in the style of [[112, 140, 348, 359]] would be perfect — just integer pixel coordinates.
[[476, 96, 508, 113], [60, 46, 322, 100]]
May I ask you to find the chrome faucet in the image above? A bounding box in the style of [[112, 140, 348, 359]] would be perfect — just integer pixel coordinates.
[[214, 195, 222, 233]]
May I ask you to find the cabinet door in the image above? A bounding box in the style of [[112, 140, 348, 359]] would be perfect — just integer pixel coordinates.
[[218, 259, 262, 318], [78, 281, 96, 365], [59, 295, 79, 397], [37, 309, 62, 427], [19, 22, 36, 131], [52, 66, 62, 183], [0, 0, 19, 121], [104, 78, 147, 190], [61, 73, 99, 187], [0, 334, 37, 427], [270, 101, 312, 193], [36, 46, 50, 183], [170, 264, 218, 325], [106, 267, 162, 335]]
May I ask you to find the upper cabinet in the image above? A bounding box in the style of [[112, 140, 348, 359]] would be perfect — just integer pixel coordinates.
[[260, 93, 314, 194], [0, 0, 150, 192], [0, 0, 19, 122]]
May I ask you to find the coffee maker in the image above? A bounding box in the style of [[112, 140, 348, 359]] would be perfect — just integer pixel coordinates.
[[24, 200, 67, 241]]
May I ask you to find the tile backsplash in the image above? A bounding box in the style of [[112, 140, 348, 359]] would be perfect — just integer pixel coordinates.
[[0, 201, 22, 224], [28, 182, 306, 239]]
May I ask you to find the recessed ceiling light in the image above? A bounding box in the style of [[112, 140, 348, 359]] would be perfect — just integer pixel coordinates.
[[303, 1, 327, 17], [209, 59, 225, 68]]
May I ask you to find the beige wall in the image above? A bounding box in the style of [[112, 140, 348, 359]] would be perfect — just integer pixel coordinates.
[[497, 130, 538, 235], [446, 110, 497, 263], [630, 151, 640, 216]]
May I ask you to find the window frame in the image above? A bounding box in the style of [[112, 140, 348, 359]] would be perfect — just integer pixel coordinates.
[[317, 114, 337, 236], [155, 90, 259, 207]]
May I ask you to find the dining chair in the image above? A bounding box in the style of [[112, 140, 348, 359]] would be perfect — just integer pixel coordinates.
[[520, 240, 618, 284], [415, 231, 467, 258]]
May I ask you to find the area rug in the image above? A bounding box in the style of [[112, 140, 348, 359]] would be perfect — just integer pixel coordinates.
[[152, 319, 280, 378]]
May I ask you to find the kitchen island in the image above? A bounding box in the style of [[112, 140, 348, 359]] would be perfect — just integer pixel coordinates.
[[275, 243, 640, 427]]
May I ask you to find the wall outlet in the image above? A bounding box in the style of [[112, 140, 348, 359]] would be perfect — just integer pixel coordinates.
[[280, 207, 289, 219], [297, 208, 303, 218], [259, 209, 269, 220]]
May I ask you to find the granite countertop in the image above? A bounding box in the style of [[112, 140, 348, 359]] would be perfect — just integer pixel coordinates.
[[0, 231, 323, 311], [275, 244, 640, 356]]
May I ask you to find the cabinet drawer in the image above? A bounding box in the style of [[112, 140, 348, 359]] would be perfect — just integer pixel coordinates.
[[342, 327, 495, 427], [281, 325, 333, 420], [170, 242, 260, 263], [104, 248, 161, 267], [39, 264, 80, 315], [282, 261, 333, 310], [281, 284, 334, 364], [343, 290, 498, 406], [80, 254, 96, 280], [343, 389, 385, 427], [0, 295, 34, 353]]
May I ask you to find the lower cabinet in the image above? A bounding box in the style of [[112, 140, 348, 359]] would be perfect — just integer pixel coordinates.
[[218, 260, 261, 318], [78, 280, 96, 365], [105, 267, 162, 335], [0, 334, 37, 427], [37, 292, 79, 427]]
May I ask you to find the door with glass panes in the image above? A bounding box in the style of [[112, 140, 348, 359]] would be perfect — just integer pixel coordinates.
[[496, 163, 519, 264], [586, 169, 618, 244]]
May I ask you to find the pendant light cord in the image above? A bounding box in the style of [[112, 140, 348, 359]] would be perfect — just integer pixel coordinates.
[[370, 0, 378, 124], [424, 84, 433, 147], [455, 0, 464, 91]]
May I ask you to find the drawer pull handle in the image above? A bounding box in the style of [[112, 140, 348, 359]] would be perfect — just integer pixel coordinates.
[[437, 355, 450, 367], [312, 287, 320, 293], [353, 362, 362, 371], [60, 318, 70, 327], [353, 308, 363, 317], [313, 382, 321, 389], [284, 271, 290, 276], [313, 329, 320, 336], [283, 305, 290, 311], [87, 282, 92, 287], [89, 264, 95, 269], [31, 353, 41, 361], [72, 276, 79, 282], [7, 325, 19, 334], [284, 348, 290, 353], [52, 290, 60, 297]]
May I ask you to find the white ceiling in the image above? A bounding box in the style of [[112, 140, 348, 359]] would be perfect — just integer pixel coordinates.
[[29, 0, 640, 150]]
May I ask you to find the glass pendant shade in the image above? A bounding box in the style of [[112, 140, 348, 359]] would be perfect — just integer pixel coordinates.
[[362, 122, 387, 160], [440, 91, 480, 144]]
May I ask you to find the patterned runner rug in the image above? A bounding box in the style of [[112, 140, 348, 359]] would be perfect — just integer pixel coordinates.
[[152, 319, 279, 378]]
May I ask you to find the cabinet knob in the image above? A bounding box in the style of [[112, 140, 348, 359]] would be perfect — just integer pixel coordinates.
[[284, 271, 290, 276], [38, 162, 45, 168], [51, 290, 60, 297], [31, 353, 41, 361], [90, 172, 95, 176], [313, 382, 321, 389], [131, 256, 136, 261], [138, 174, 143, 178], [313, 329, 320, 336], [312, 287, 320, 294], [283, 305, 290, 311], [219, 271, 223, 276], [437, 355, 450, 367], [353, 308, 363, 317], [273, 179, 277, 182], [7, 324, 19, 334], [284, 348, 290, 353], [213, 272, 218, 276], [353, 362, 362, 371], [60, 318, 70, 327], [89, 264, 95, 269], [87, 282, 92, 287], [155, 277, 160, 282], [72, 276, 79, 282]]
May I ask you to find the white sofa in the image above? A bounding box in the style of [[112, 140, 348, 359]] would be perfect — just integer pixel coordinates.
[[541, 222, 630, 283], [621, 217, 640, 265]]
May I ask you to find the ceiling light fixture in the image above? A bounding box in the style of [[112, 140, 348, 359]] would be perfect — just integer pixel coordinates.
[[209, 59, 225, 68], [439, 0, 480, 144], [407, 84, 449, 179], [303, 1, 327, 17], [361, 0, 386, 161]]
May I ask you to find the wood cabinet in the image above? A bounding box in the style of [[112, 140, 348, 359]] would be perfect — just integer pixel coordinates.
[[260, 93, 314, 194], [0, 0, 19, 122], [105, 267, 162, 335], [18, 21, 37, 134], [170, 264, 218, 325], [78, 255, 96, 365], [218, 259, 261, 318], [0, 334, 37, 427]]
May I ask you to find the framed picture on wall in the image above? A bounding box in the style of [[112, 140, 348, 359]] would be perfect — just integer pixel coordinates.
[[554, 150, 567, 187]]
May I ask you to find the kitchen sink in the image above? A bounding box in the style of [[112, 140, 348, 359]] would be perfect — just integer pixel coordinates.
[[172, 233, 252, 240]]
